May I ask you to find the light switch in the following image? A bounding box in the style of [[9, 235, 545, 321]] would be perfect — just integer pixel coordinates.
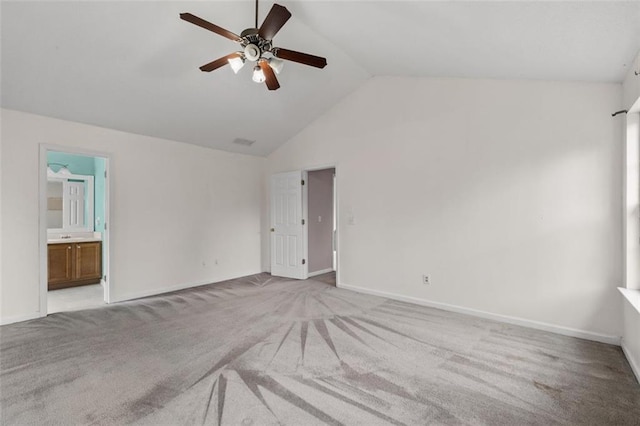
[[318, 216, 322, 223]]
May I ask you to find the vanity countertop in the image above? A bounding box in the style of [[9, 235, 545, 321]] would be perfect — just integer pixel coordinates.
[[48, 237, 102, 244]]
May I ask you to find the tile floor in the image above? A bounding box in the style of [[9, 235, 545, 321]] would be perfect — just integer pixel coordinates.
[[48, 284, 105, 313]]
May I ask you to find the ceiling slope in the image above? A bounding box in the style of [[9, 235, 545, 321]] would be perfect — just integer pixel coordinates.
[[292, 1, 640, 83], [2, 1, 639, 156], [1, 1, 369, 156]]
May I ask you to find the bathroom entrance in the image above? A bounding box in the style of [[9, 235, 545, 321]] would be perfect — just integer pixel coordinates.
[[40, 147, 110, 314]]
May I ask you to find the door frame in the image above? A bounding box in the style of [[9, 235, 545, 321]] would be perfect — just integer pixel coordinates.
[[301, 164, 339, 285], [39, 144, 112, 317]]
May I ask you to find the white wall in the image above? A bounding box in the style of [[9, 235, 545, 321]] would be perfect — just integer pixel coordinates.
[[0, 109, 264, 324], [266, 76, 623, 341]]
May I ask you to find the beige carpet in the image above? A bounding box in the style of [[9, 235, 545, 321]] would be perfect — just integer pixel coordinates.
[[1, 273, 639, 425]]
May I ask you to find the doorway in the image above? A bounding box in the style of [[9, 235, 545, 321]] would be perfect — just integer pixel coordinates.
[[39, 146, 111, 315], [306, 168, 336, 281], [270, 166, 337, 284]]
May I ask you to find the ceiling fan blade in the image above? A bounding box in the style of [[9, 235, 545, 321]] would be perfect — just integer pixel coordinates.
[[258, 4, 291, 40], [199, 52, 241, 72], [180, 13, 242, 42], [259, 59, 280, 91], [273, 48, 327, 69]]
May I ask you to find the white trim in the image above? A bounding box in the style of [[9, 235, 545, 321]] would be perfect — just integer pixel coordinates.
[[303, 162, 340, 173], [308, 268, 334, 277], [103, 155, 111, 304], [302, 170, 309, 280], [338, 283, 621, 346], [302, 164, 339, 286], [335, 168, 340, 287], [39, 146, 48, 318], [622, 339, 640, 384], [1, 312, 41, 326], [111, 272, 262, 303], [619, 287, 640, 314]]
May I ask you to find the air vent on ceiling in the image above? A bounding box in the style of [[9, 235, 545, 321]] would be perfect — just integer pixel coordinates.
[[232, 138, 256, 147]]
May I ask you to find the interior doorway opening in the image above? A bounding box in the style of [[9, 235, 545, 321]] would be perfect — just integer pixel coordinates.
[[40, 146, 110, 315], [306, 168, 336, 280], [269, 166, 338, 285]]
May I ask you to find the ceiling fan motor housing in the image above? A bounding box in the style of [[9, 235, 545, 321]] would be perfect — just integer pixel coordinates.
[[240, 28, 273, 61], [244, 44, 261, 61]]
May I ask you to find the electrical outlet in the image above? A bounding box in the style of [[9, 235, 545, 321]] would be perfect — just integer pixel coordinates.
[[422, 274, 430, 285]]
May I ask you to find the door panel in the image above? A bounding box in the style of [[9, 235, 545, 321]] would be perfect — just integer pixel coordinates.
[[48, 244, 73, 286], [64, 181, 85, 229], [75, 242, 102, 281], [271, 171, 305, 279], [287, 235, 297, 267]]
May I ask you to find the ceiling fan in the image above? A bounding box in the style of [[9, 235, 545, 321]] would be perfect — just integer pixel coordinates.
[[180, 1, 327, 91]]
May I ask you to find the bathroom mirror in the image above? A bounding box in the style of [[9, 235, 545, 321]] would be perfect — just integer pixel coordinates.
[[47, 171, 94, 233]]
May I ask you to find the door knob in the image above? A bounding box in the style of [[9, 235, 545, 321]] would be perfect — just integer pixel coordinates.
[[270, 228, 275, 232]]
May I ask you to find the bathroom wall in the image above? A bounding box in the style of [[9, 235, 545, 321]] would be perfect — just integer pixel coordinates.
[[47, 151, 94, 175], [46, 151, 106, 233]]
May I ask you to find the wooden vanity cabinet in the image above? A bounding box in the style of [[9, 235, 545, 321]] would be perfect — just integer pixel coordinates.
[[48, 242, 102, 290], [48, 243, 74, 286]]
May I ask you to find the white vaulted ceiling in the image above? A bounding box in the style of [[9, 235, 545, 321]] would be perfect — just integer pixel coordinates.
[[2, 1, 639, 156]]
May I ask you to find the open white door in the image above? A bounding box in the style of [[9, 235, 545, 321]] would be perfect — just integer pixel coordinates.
[[63, 181, 85, 230], [271, 171, 306, 279]]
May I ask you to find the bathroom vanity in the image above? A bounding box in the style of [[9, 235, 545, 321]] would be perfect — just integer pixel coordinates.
[[48, 239, 102, 290]]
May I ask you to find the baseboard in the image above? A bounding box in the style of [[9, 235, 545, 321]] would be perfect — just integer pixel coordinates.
[[111, 271, 263, 304], [308, 268, 334, 278], [622, 339, 640, 384], [338, 283, 621, 346], [0, 311, 42, 326]]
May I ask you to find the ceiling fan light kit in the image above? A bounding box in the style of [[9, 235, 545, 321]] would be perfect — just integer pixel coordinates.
[[180, 1, 327, 91], [268, 57, 284, 74], [252, 65, 266, 83], [228, 55, 246, 74]]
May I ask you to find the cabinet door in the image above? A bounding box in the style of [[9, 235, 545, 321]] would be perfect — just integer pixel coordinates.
[[75, 242, 102, 281], [48, 244, 73, 287]]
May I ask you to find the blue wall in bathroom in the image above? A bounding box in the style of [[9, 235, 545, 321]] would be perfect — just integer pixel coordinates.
[[47, 151, 105, 233], [47, 151, 95, 175]]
